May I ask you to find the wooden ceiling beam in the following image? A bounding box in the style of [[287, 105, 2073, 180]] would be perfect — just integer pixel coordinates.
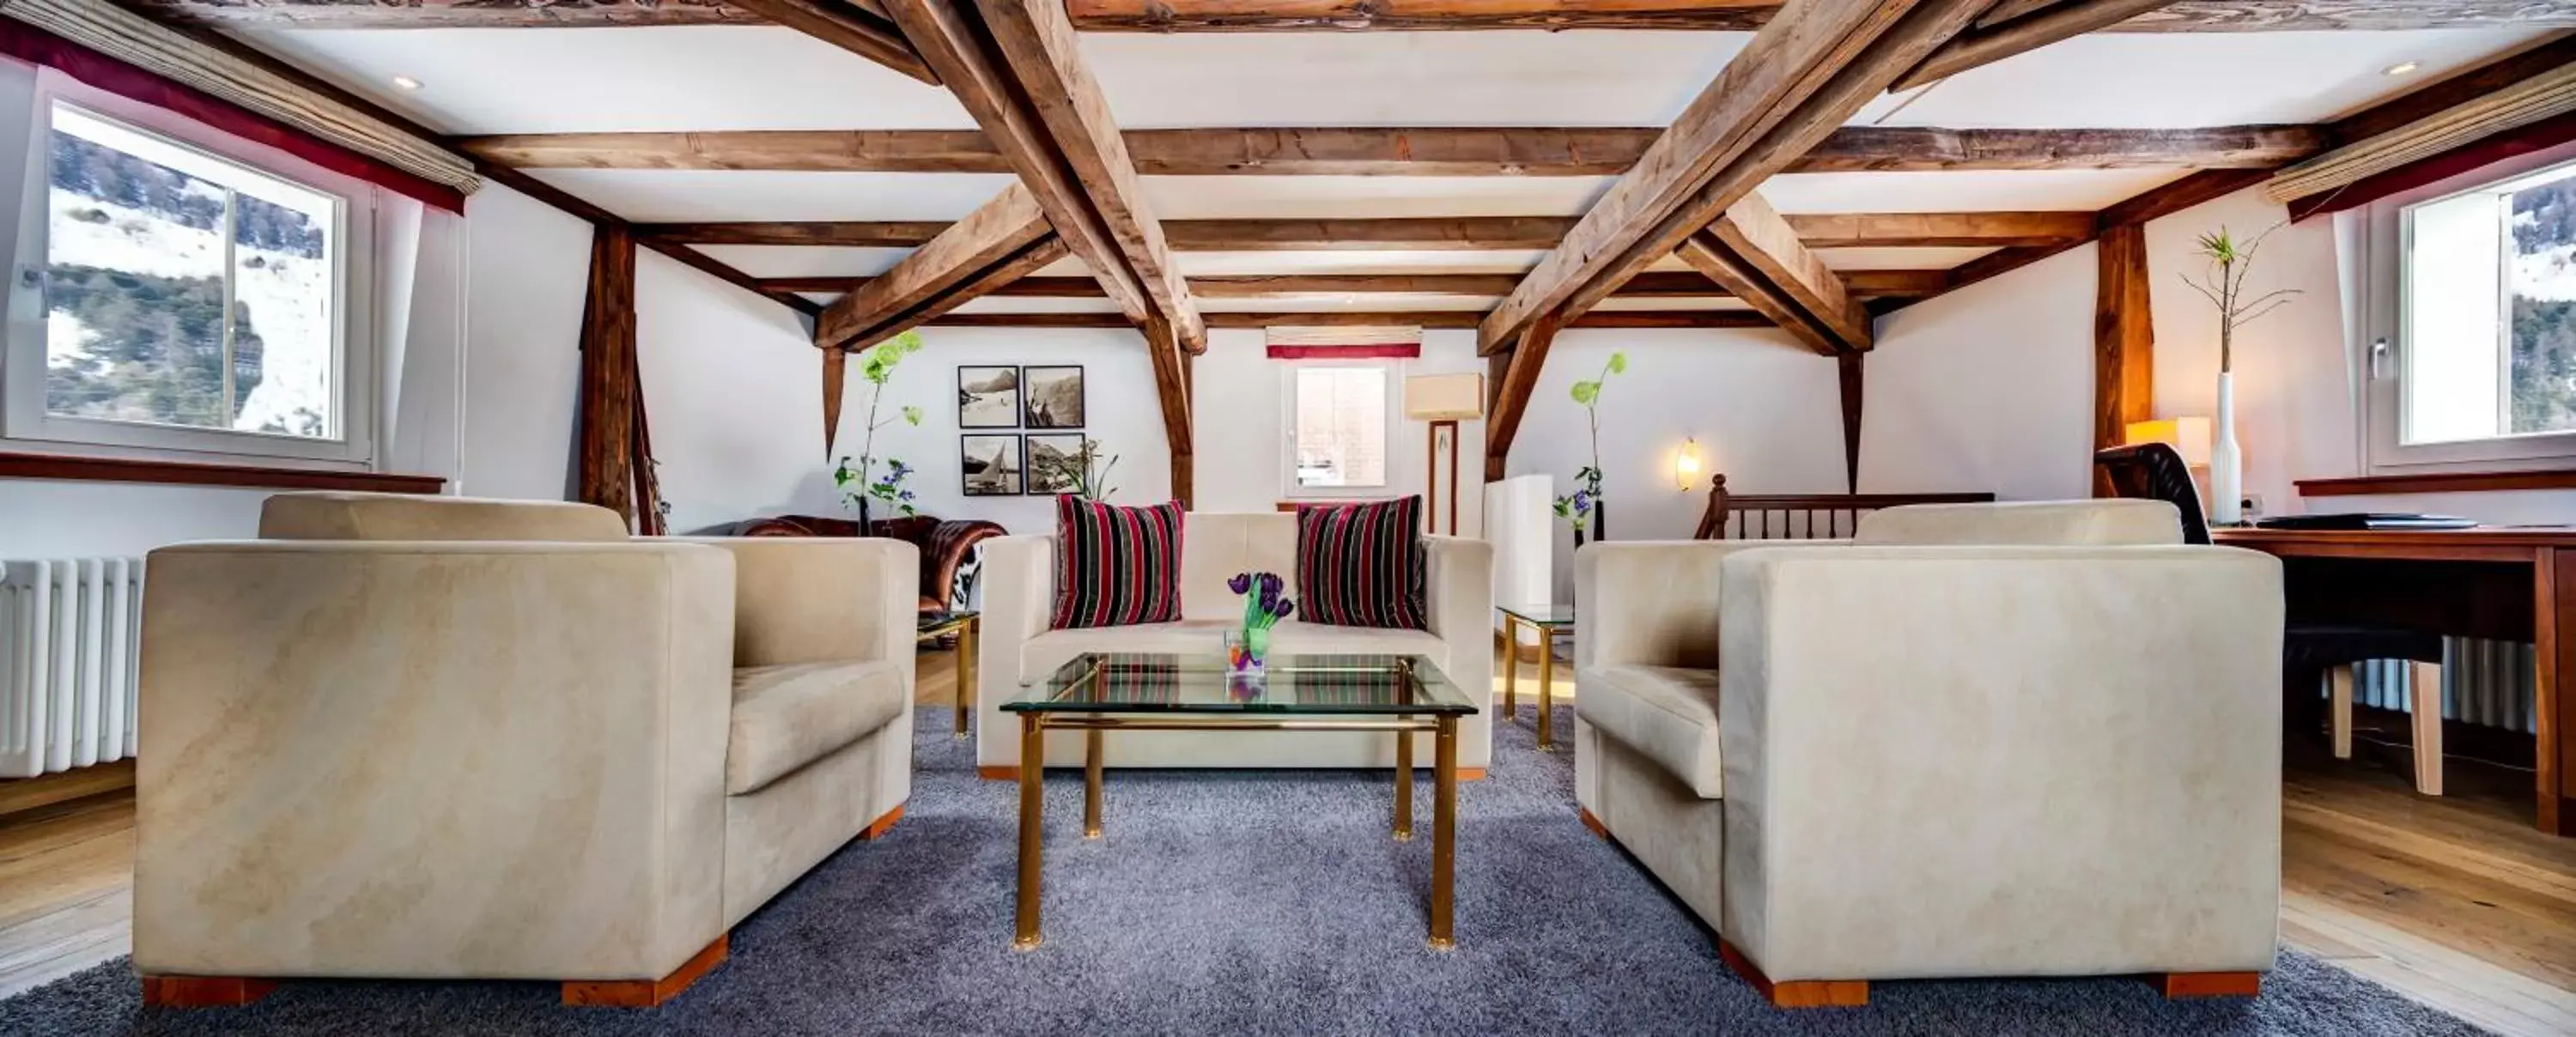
[[456, 124, 2324, 174], [1893, 33, 2576, 312], [916, 310, 1773, 330], [1059, 0, 2576, 32], [1893, 0, 2182, 91], [878, 0, 1153, 323], [764, 269, 1951, 299], [812, 183, 1055, 350], [1479, 0, 1990, 355], [647, 213, 2087, 250], [1691, 191, 1874, 355], [972, 0, 1206, 352], [685, 0, 939, 83]]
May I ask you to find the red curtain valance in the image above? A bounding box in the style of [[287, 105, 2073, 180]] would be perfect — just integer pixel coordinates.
[[2287, 108, 2576, 221], [0, 18, 465, 212], [1266, 343, 1421, 360]]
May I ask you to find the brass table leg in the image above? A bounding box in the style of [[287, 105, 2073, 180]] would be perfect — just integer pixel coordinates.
[[1430, 714, 1458, 950], [1503, 617, 1521, 722], [1014, 714, 1044, 949], [1084, 729, 1104, 839], [1393, 717, 1413, 841], [955, 616, 978, 737], [1537, 628, 1556, 751]]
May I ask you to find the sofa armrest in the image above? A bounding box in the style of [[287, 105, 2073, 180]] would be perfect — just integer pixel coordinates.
[[1715, 544, 2282, 981], [1574, 539, 1848, 671], [671, 537, 918, 671], [1423, 534, 1495, 703], [134, 541, 737, 980], [976, 534, 1055, 699], [925, 519, 1010, 610]]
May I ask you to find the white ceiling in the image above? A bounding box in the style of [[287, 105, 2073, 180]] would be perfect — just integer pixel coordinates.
[[222, 21, 2555, 324], [240, 27, 974, 134]]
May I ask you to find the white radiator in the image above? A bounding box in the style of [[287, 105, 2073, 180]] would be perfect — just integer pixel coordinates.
[[2352, 636, 2538, 734], [1, 558, 143, 778]]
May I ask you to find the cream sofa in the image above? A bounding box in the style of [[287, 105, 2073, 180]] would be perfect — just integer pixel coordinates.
[[133, 493, 916, 1003], [977, 512, 1494, 772], [1573, 500, 2282, 1003]]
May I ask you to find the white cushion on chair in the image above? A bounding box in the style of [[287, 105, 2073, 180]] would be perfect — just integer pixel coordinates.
[[1577, 664, 1724, 798]]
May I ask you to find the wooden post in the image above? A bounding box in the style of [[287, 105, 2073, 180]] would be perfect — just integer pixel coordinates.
[[2093, 221, 2154, 495], [1838, 353, 1864, 493], [575, 224, 641, 526]]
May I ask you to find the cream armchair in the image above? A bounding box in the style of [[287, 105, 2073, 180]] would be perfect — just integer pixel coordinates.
[[133, 493, 916, 1007], [975, 512, 1493, 773], [1574, 500, 2283, 1006]]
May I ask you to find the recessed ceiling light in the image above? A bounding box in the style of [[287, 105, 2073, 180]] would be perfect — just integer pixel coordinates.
[[391, 75, 423, 91], [2384, 61, 2421, 76]]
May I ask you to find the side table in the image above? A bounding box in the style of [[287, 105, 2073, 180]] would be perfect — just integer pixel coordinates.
[[1497, 603, 1575, 750]]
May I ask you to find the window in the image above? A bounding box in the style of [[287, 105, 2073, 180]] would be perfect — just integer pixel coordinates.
[[3, 90, 374, 465], [1286, 365, 1391, 492]]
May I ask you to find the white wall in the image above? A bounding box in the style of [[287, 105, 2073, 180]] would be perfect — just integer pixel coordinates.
[[840, 325, 1173, 535], [1194, 327, 1487, 536], [2143, 187, 2355, 520], [1506, 328, 1849, 597], [639, 252, 843, 532], [1866, 245, 2099, 502], [457, 182, 586, 501]]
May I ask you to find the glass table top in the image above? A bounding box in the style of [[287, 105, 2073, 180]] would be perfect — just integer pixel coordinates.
[[1005, 652, 1476, 715], [1498, 603, 1576, 627], [918, 609, 980, 634]]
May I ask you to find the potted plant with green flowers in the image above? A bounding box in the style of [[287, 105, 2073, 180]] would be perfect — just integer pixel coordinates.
[[832, 331, 927, 530]]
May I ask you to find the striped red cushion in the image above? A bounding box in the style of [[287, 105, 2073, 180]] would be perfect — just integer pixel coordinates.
[[1050, 498, 1186, 629], [1295, 496, 1428, 630]]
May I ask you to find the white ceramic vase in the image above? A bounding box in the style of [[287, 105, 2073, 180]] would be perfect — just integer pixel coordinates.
[[2211, 371, 2243, 525]]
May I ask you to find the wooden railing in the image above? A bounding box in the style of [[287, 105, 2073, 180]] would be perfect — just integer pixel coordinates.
[[1692, 474, 1994, 541]]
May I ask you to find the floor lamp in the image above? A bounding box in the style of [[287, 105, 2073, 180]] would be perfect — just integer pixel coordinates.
[[1404, 373, 1485, 535]]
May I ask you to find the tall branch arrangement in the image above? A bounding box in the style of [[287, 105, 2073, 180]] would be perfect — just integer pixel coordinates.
[[833, 331, 927, 524], [2181, 223, 2300, 373], [1552, 351, 1626, 537]]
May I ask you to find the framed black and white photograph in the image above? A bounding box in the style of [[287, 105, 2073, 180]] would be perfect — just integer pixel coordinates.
[[961, 434, 1023, 496], [1024, 434, 1089, 495], [1022, 365, 1086, 428], [957, 366, 1020, 428]]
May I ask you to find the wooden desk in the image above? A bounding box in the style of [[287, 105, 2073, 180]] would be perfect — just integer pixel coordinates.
[[2215, 527, 2575, 837]]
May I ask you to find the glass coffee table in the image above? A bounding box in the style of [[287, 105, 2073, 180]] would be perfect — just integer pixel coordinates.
[[1002, 652, 1478, 950], [1497, 603, 1575, 749]]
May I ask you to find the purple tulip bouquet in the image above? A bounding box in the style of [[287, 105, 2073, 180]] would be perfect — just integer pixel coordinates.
[[1226, 571, 1296, 675]]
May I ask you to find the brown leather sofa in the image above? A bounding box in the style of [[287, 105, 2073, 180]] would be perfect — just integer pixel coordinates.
[[732, 513, 1006, 615]]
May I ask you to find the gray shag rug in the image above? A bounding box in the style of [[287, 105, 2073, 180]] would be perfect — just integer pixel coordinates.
[[0, 703, 2489, 1036]]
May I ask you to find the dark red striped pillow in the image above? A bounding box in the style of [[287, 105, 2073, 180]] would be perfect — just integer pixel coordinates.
[[1050, 498, 1186, 629], [1295, 496, 1428, 630]]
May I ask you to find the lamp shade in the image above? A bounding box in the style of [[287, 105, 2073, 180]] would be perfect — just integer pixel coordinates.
[[2125, 416, 2213, 468], [1404, 373, 1485, 421]]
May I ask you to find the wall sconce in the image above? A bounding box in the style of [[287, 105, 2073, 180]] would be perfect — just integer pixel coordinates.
[[1674, 438, 1704, 492]]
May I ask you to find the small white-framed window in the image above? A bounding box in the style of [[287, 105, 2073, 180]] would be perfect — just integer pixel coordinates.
[[1282, 361, 1394, 495], [0, 82, 375, 466], [2364, 149, 2576, 472]]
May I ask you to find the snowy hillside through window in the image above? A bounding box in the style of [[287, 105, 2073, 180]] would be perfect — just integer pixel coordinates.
[[40, 105, 338, 441]]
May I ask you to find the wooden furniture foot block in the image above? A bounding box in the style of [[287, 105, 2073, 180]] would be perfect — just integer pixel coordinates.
[[1718, 939, 1868, 1008], [1578, 806, 1609, 840], [141, 975, 279, 1009], [2160, 971, 2261, 998], [860, 804, 905, 840], [562, 935, 729, 1007]]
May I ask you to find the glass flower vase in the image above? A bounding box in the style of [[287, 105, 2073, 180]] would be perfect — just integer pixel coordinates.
[[1226, 625, 1270, 676]]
